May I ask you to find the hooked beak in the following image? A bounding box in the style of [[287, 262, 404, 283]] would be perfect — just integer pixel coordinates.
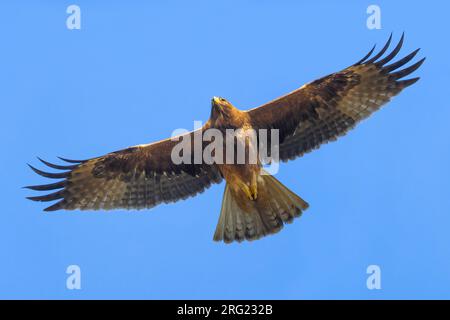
[[212, 96, 221, 106]]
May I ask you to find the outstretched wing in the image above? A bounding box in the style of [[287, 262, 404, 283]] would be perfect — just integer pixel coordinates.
[[248, 33, 425, 161], [26, 129, 222, 211]]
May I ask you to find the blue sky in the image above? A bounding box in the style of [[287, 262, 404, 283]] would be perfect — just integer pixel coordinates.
[[1, 1, 449, 299]]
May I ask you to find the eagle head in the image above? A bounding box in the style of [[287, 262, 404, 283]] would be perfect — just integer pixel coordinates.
[[210, 96, 235, 121]]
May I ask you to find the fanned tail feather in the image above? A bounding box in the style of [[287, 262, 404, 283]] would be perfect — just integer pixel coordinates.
[[213, 173, 309, 243]]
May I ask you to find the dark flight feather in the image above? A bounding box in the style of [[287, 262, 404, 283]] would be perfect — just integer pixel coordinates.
[[248, 33, 424, 162]]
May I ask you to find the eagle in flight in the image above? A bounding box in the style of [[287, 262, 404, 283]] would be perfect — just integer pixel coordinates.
[[26, 34, 424, 243]]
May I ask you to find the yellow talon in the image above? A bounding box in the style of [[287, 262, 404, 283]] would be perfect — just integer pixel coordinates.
[[250, 185, 257, 200], [239, 182, 256, 201], [243, 185, 253, 200]]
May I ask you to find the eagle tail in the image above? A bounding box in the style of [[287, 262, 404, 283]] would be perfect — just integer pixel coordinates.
[[213, 173, 309, 243]]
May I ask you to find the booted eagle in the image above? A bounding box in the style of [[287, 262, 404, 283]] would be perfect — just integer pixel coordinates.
[[26, 34, 424, 243]]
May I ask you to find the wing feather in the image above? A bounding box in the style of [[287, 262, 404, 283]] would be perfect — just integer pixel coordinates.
[[248, 34, 424, 161], [26, 128, 222, 211]]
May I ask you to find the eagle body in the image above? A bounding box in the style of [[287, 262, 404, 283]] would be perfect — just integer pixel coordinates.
[[26, 34, 424, 243], [211, 101, 260, 201]]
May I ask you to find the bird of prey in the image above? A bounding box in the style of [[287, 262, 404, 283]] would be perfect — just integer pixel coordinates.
[[26, 34, 424, 243]]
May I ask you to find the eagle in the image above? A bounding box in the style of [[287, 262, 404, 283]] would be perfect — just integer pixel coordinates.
[[26, 34, 424, 243]]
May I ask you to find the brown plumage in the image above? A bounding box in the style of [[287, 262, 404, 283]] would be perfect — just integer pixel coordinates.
[[26, 34, 424, 243]]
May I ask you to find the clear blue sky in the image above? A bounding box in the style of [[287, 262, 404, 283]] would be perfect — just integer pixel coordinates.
[[1, 1, 449, 299]]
